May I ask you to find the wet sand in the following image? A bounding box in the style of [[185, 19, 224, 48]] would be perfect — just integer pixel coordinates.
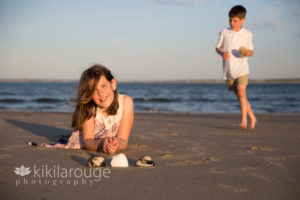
[[0, 112, 300, 200]]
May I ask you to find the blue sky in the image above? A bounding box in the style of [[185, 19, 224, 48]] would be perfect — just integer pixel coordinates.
[[0, 0, 300, 81]]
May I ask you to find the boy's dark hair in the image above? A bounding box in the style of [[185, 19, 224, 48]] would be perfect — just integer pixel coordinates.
[[229, 5, 246, 19]]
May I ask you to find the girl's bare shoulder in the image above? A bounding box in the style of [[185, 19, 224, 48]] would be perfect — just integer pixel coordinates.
[[122, 95, 133, 106], [121, 95, 134, 112]]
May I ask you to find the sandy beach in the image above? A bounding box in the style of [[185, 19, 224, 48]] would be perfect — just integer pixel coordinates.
[[0, 112, 299, 200]]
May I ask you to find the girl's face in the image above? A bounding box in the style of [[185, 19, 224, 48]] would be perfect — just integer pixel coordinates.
[[92, 76, 117, 112]]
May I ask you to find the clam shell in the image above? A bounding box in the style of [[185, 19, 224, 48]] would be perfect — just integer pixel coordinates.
[[110, 153, 129, 167], [135, 155, 155, 167], [135, 160, 143, 166], [88, 156, 106, 168], [140, 156, 151, 161], [27, 141, 37, 146]]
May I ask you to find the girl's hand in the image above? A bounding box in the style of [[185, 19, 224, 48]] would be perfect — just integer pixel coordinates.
[[101, 138, 109, 153], [106, 137, 119, 155]]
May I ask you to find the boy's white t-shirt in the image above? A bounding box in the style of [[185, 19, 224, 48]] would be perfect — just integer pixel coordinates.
[[216, 27, 254, 80]]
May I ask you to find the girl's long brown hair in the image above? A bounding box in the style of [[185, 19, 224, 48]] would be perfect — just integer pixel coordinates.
[[72, 64, 119, 130]]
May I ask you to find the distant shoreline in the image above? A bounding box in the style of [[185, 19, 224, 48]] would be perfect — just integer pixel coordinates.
[[0, 78, 300, 84]]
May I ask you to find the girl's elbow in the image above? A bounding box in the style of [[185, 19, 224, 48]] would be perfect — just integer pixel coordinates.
[[85, 144, 96, 151], [84, 140, 97, 151]]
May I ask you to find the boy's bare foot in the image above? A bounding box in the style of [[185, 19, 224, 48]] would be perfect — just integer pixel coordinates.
[[238, 123, 247, 130], [249, 118, 257, 129]]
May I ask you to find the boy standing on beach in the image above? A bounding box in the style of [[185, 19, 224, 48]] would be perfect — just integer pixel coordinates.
[[216, 5, 256, 129]]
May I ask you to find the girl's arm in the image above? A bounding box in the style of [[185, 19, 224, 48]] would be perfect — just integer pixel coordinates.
[[106, 95, 134, 154], [117, 95, 134, 150], [82, 117, 104, 151]]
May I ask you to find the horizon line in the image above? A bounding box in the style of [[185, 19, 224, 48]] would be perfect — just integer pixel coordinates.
[[1, 78, 300, 84]]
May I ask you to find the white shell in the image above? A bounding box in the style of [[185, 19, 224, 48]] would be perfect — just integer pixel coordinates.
[[110, 153, 129, 167]]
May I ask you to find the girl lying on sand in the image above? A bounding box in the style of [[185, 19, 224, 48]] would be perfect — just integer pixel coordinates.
[[34, 64, 134, 155]]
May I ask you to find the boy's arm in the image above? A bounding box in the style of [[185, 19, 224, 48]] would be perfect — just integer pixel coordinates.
[[216, 47, 224, 56], [245, 32, 254, 57], [216, 47, 230, 60], [216, 30, 229, 60]]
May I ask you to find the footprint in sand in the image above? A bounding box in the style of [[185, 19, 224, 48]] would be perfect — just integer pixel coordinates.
[[170, 132, 178, 136], [137, 135, 153, 140], [160, 153, 173, 158], [166, 156, 219, 166], [0, 144, 25, 151], [264, 156, 286, 168], [260, 147, 278, 152], [165, 123, 175, 127], [0, 147, 12, 151], [244, 146, 278, 152], [182, 159, 202, 165], [209, 168, 226, 175], [166, 159, 202, 166], [217, 184, 248, 193], [240, 167, 269, 181], [0, 154, 10, 160], [240, 167, 256, 172], [186, 146, 199, 152]]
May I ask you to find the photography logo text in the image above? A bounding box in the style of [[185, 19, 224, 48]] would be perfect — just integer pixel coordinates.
[[14, 164, 111, 187]]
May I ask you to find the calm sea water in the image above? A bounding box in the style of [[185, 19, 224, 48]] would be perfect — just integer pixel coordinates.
[[0, 82, 300, 114]]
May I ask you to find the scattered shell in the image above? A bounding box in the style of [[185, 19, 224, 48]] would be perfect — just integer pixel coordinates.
[[27, 142, 37, 146], [251, 146, 261, 151], [110, 153, 129, 167], [135, 156, 156, 167], [245, 146, 261, 151], [141, 156, 152, 161], [88, 156, 106, 168]]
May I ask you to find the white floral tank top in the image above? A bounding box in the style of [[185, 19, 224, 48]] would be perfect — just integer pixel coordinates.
[[94, 94, 124, 138]]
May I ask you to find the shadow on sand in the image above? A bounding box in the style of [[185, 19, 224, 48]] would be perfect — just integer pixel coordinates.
[[5, 119, 71, 142], [5, 119, 137, 167]]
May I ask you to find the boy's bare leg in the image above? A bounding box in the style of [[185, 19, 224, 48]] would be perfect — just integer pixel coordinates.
[[246, 99, 257, 129], [235, 84, 257, 129], [235, 84, 248, 129]]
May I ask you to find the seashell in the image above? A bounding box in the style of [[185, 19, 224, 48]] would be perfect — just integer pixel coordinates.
[[135, 155, 155, 167], [251, 146, 260, 151], [135, 160, 143, 166], [88, 156, 106, 168], [110, 153, 129, 167], [27, 141, 37, 146], [239, 46, 247, 57], [140, 156, 151, 161]]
